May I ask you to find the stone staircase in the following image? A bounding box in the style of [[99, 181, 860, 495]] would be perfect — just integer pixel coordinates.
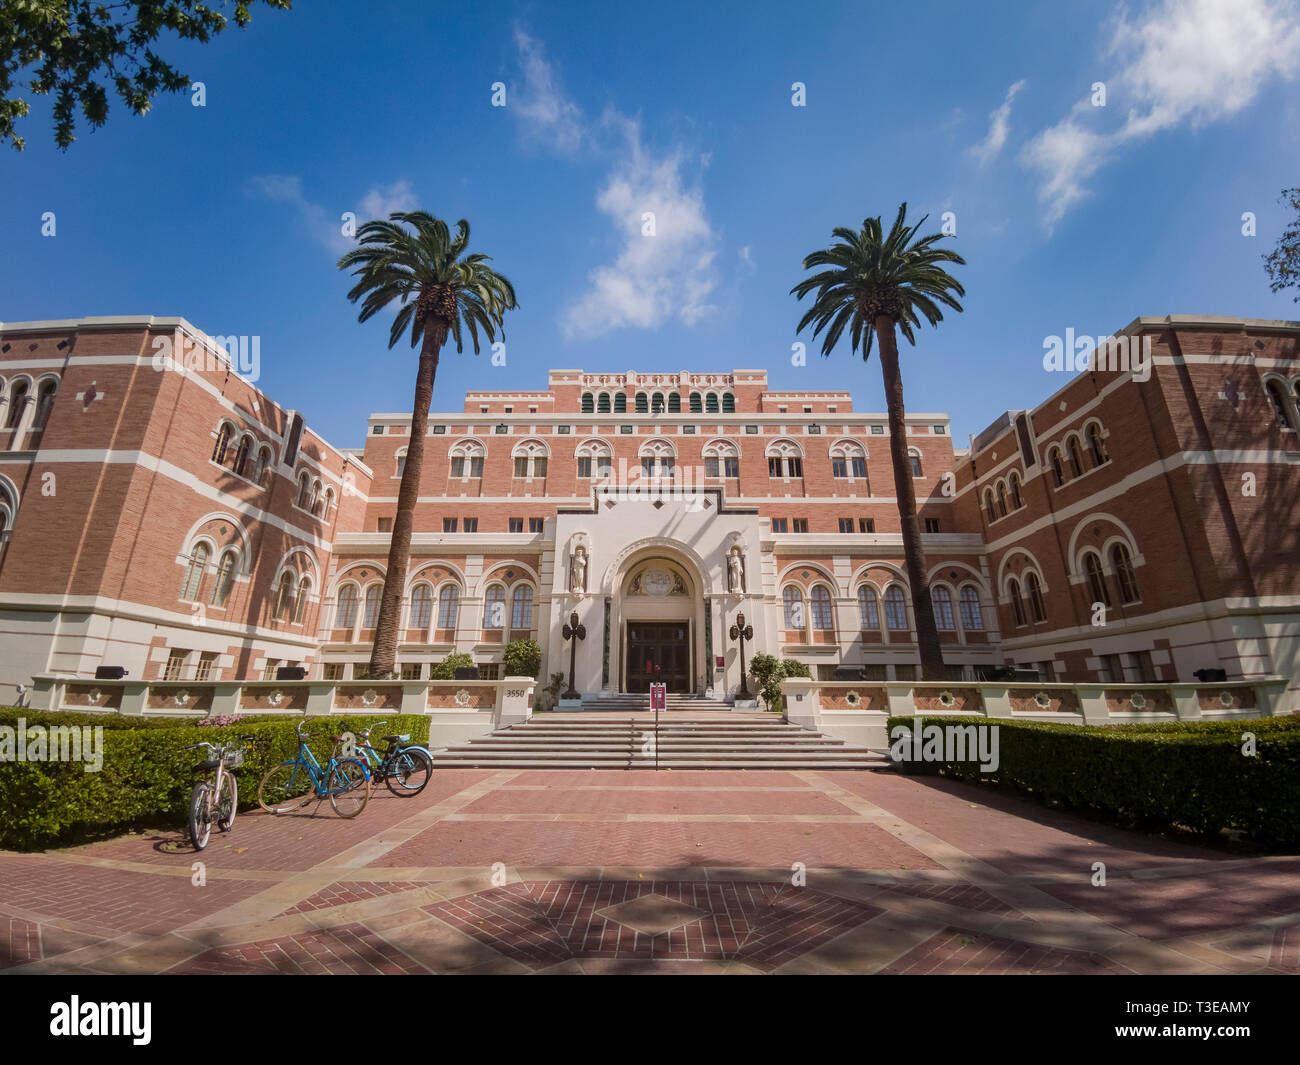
[[433, 701, 890, 770]]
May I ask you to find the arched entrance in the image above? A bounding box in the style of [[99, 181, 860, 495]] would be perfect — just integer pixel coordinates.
[[612, 550, 706, 694]]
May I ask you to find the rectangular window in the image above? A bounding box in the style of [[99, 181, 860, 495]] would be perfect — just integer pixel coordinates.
[[768, 456, 782, 477], [851, 457, 867, 478], [432, 424, 446, 434], [746, 425, 759, 434], [838, 518, 854, 533], [400, 663, 422, 680], [443, 518, 458, 532], [533, 457, 548, 478], [1099, 654, 1123, 683], [470, 457, 483, 477], [164, 649, 188, 681], [705, 457, 720, 478], [871, 425, 885, 435], [682, 425, 696, 434], [793, 518, 809, 533], [529, 517, 544, 533], [924, 518, 941, 533], [934, 425, 946, 434], [803, 406, 812, 414], [462, 517, 478, 533], [377, 517, 392, 532], [577, 456, 593, 478], [514, 457, 528, 477], [859, 518, 875, 533], [557, 424, 571, 434], [1125, 651, 1156, 683], [832, 457, 848, 478], [477, 663, 500, 680], [620, 425, 633, 434], [724, 456, 739, 477], [788, 457, 803, 478], [323, 663, 344, 681], [450, 457, 465, 478], [509, 517, 524, 533], [597, 457, 612, 478], [642, 457, 655, 477], [354, 663, 371, 681], [1038, 661, 1056, 683], [771, 518, 788, 533], [195, 652, 218, 681], [262, 658, 279, 681]]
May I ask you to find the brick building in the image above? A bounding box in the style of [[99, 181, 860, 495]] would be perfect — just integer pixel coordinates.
[[0, 313, 1296, 710]]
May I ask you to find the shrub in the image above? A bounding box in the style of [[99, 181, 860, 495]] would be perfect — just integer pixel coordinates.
[[886, 714, 1300, 850], [748, 654, 812, 712], [0, 713, 431, 851], [430, 653, 475, 680], [504, 638, 542, 679]]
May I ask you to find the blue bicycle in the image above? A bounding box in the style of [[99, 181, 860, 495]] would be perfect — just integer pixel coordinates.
[[350, 721, 434, 797], [256, 722, 371, 818]]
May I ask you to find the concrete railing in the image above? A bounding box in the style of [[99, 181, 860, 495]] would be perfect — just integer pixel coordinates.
[[27, 675, 538, 747], [781, 676, 1292, 749]]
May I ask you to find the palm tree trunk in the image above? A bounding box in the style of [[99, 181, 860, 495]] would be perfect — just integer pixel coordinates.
[[873, 315, 946, 679], [369, 317, 442, 678]]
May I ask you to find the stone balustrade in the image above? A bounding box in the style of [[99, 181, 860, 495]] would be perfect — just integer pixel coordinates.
[[780, 675, 1291, 749]]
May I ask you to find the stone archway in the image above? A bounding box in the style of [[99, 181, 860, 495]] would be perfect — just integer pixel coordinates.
[[608, 545, 709, 694]]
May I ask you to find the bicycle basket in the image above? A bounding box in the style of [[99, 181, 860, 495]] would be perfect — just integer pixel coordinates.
[[221, 747, 246, 769]]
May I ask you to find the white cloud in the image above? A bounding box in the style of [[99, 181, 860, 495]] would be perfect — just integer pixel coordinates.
[[971, 79, 1026, 165], [561, 118, 719, 338], [250, 176, 421, 255], [1021, 0, 1300, 229], [512, 27, 584, 154]]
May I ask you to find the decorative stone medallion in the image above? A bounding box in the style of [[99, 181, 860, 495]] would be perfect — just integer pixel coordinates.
[[845, 690, 861, 707], [361, 688, 379, 707], [644, 568, 673, 597], [267, 689, 284, 706], [87, 688, 102, 705], [938, 690, 956, 708], [1129, 691, 1148, 710], [1033, 691, 1052, 709], [173, 690, 191, 707], [1218, 690, 1235, 708], [455, 688, 472, 707]]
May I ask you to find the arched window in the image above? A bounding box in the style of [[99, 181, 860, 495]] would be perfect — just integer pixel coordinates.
[[410, 584, 433, 629], [296, 473, 310, 508], [984, 489, 997, 522], [597, 393, 611, 414], [232, 435, 252, 477], [1049, 447, 1064, 487], [323, 487, 334, 517], [1266, 380, 1294, 430], [705, 393, 720, 413], [511, 585, 534, 630], [1111, 543, 1140, 603], [449, 439, 485, 479], [721, 392, 735, 413], [996, 484, 1008, 518], [212, 422, 231, 463], [668, 393, 681, 413], [274, 572, 295, 620], [1067, 437, 1084, 478], [294, 576, 311, 624], [932, 586, 955, 629], [437, 585, 460, 629], [362, 584, 382, 628], [830, 441, 868, 484], [6, 380, 28, 430], [309, 479, 322, 515], [210, 549, 238, 607], [581, 392, 594, 413], [884, 586, 908, 630], [810, 585, 833, 630], [613, 393, 627, 413], [1087, 424, 1107, 466], [1008, 578, 1027, 627], [782, 586, 804, 629], [858, 585, 880, 629], [180, 542, 209, 601], [395, 450, 407, 477], [1009, 473, 1023, 509], [254, 446, 272, 487], [689, 393, 703, 413], [33, 379, 57, 428], [1083, 551, 1110, 607], [908, 450, 923, 478], [635, 393, 649, 413], [335, 584, 358, 628], [483, 585, 505, 628], [1025, 572, 1046, 622], [959, 586, 983, 630], [576, 439, 613, 479]]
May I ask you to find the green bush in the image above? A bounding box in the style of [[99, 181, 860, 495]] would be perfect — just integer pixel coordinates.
[[430, 653, 475, 680], [748, 655, 812, 712], [0, 713, 430, 851], [886, 714, 1300, 850], [504, 638, 542, 679]]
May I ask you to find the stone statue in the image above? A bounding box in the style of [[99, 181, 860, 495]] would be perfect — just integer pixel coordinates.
[[570, 546, 587, 595], [728, 548, 744, 593]]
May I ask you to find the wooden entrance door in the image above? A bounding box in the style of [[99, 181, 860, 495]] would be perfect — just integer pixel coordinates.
[[626, 621, 691, 693]]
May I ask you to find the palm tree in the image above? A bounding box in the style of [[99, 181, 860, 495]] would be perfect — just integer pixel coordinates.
[[791, 203, 965, 679], [338, 213, 517, 679]]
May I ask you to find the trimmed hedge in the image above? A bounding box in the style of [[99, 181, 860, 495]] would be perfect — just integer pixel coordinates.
[[886, 715, 1300, 850], [0, 712, 431, 851]]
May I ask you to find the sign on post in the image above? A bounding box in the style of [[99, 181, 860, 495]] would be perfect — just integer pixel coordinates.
[[649, 683, 666, 711]]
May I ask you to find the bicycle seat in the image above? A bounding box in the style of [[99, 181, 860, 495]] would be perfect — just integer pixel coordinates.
[[382, 734, 410, 744]]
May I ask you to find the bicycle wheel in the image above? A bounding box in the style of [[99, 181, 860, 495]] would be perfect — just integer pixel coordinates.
[[189, 782, 211, 851], [384, 748, 432, 798], [216, 771, 238, 832], [258, 761, 316, 814], [327, 759, 370, 818]]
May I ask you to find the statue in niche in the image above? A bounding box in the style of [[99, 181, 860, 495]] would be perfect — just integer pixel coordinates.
[[570, 545, 587, 595], [728, 547, 745, 593]]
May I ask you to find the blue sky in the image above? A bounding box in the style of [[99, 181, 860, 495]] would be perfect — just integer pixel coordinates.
[[5, 0, 1300, 448]]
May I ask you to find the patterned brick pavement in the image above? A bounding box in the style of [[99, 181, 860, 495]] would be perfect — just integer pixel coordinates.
[[1, 766, 1296, 975]]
